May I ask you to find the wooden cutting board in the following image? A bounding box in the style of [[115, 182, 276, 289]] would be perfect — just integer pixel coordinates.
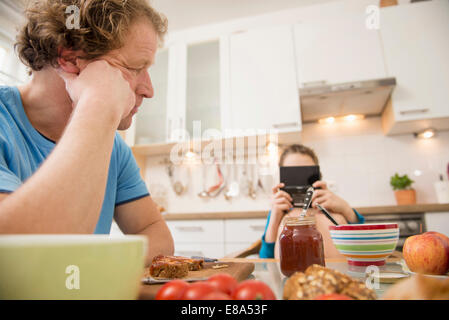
[[138, 261, 255, 300]]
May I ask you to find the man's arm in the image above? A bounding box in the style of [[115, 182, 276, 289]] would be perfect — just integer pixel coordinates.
[[0, 61, 134, 234], [114, 196, 174, 266]]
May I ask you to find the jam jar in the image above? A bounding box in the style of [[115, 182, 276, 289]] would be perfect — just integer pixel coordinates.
[[279, 216, 325, 277]]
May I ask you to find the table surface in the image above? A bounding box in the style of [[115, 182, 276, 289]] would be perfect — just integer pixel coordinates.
[[213, 258, 405, 299]]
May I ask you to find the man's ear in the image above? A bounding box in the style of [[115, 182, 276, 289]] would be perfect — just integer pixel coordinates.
[[57, 47, 83, 75]]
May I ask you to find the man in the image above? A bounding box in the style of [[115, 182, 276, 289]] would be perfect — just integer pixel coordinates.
[[0, 0, 174, 265]]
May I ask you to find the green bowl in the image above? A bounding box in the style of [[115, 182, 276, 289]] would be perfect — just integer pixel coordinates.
[[0, 235, 147, 300]]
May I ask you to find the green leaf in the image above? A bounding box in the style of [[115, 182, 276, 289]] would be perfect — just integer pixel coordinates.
[[390, 173, 414, 190]]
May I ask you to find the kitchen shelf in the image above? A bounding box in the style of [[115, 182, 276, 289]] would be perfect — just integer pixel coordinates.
[[131, 131, 301, 157], [131, 131, 302, 178]]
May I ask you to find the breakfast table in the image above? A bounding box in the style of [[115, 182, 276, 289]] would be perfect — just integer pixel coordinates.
[[138, 256, 405, 300]]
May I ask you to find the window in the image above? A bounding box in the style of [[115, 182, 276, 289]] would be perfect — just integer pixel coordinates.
[[0, 43, 26, 86], [0, 46, 6, 69]]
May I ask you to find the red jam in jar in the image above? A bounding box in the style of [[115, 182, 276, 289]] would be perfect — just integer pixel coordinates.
[[279, 216, 325, 277]]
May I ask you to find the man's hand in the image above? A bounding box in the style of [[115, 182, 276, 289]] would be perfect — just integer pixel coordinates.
[[311, 181, 357, 223], [57, 60, 135, 121]]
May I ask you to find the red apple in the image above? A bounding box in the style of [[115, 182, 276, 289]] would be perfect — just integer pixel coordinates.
[[403, 232, 449, 275], [425, 231, 449, 249]]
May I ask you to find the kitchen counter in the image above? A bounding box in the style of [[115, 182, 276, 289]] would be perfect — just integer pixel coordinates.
[[162, 203, 449, 220]]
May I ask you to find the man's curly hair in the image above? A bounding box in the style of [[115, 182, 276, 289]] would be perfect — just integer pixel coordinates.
[[15, 0, 168, 72]]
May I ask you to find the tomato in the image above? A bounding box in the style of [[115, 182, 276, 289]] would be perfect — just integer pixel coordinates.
[[206, 273, 238, 295], [200, 291, 232, 300], [181, 282, 218, 300], [155, 280, 190, 300], [231, 280, 276, 300], [314, 294, 353, 300]]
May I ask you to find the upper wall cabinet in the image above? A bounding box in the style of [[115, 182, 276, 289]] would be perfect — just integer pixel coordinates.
[[134, 49, 169, 145], [380, 0, 449, 135], [185, 40, 222, 139], [227, 26, 301, 134], [294, 13, 387, 87]]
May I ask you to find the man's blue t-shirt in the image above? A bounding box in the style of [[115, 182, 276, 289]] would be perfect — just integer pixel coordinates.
[[0, 86, 149, 234]]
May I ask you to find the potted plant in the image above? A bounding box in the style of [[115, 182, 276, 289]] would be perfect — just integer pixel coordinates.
[[390, 173, 416, 205]]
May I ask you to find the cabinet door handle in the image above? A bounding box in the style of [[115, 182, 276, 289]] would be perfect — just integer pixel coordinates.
[[272, 122, 299, 129], [250, 225, 266, 232], [399, 108, 429, 115], [175, 226, 204, 232]]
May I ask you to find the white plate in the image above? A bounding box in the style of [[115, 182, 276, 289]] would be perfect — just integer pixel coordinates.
[[397, 259, 449, 279]]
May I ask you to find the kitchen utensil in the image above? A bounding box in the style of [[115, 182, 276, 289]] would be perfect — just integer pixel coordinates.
[[167, 162, 187, 196], [329, 223, 399, 269], [225, 163, 240, 200], [247, 163, 257, 199], [142, 277, 209, 285], [190, 256, 218, 263], [0, 235, 147, 299], [207, 163, 225, 198], [198, 164, 209, 198], [316, 203, 339, 226], [300, 186, 314, 218]]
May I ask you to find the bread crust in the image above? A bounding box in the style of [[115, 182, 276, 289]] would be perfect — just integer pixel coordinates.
[[148, 255, 204, 278], [283, 264, 377, 300]]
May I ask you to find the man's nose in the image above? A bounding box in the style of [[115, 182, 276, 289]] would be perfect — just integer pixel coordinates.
[[136, 69, 154, 99]]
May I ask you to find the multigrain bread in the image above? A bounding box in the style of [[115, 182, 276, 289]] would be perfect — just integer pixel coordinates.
[[283, 264, 377, 300], [148, 255, 204, 278]]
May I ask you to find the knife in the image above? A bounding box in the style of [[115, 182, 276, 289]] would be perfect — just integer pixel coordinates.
[[191, 256, 218, 262], [142, 276, 209, 284]]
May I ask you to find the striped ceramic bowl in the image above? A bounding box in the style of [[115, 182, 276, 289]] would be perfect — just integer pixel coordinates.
[[329, 223, 399, 267]]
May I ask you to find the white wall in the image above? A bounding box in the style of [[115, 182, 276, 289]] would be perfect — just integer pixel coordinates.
[[143, 117, 449, 213], [302, 117, 449, 207]]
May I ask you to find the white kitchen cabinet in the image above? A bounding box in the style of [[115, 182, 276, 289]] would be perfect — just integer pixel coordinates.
[[223, 218, 266, 256], [134, 49, 169, 145], [224, 219, 267, 243], [166, 219, 224, 243], [228, 25, 301, 134], [294, 14, 387, 87], [380, 0, 449, 134], [164, 218, 267, 258], [224, 243, 255, 256], [131, 45, 185, 145], [166, 219, 225, 258], [175, 243, 225, 258], [166, 44, 187, 142], [185, 40, 222, 139]]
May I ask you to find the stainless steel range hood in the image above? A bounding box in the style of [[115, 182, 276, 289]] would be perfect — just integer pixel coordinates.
[[299, 77, 396, 123]]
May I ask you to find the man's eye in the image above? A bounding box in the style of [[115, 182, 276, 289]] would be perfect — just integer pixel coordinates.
[[127, 67, 141, 74]]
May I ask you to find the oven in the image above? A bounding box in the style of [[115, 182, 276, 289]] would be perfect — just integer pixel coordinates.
[[363, 213, 426, 251]]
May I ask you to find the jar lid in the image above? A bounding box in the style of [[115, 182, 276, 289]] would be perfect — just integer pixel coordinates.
[[285, 215, 316, 226]]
